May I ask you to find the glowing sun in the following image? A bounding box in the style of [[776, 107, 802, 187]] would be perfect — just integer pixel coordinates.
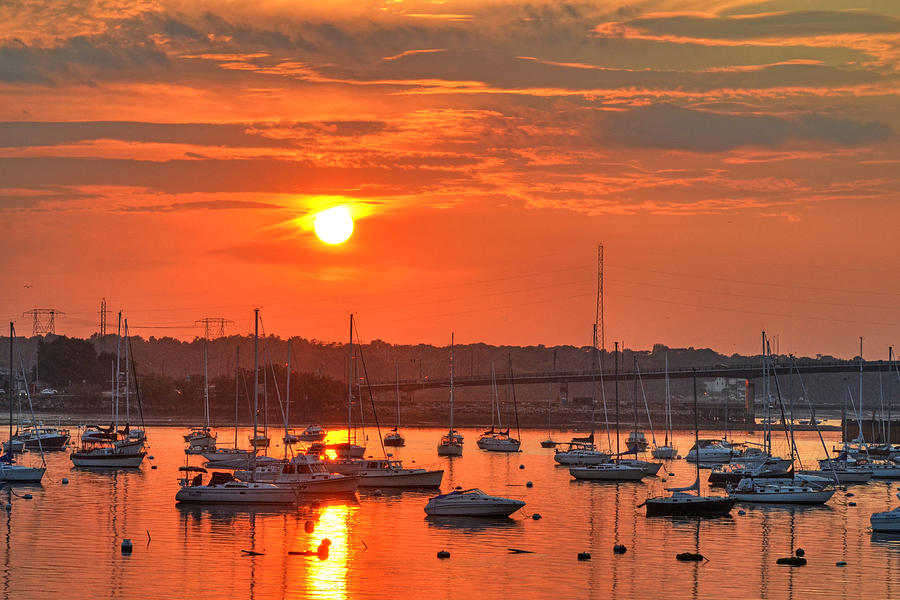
[[314, 206, 354, 244]]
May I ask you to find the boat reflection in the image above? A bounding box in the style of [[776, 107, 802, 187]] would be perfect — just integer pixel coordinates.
[[424, 515, 522, 531]]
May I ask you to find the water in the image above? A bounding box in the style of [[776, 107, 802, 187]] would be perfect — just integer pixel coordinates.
[[3, 426, 900, 599]]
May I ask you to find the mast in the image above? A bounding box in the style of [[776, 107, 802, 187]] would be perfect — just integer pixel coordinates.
[[8, 323, 12, 445], [489, 361, 497, 432], [632, 354, 638, 442], [859, 336, 864, 434], [664, 351, 670, 446], [394, 362, 400, 430], [234, 346, 240, 448], [890, 346, 894, 445], [692, 369, 700, 496], [252, 308, 259, 464], [348, 314, 353, 446], [114, 311, 122, 431], [204, 337, 210, 429], [508, 354, 521, 441], [614, 341, 619, 462], [762, 331, 769, 455], [449, 333, 455, 436], [286, 340, 292, 431], [124, 319, 130, 424]]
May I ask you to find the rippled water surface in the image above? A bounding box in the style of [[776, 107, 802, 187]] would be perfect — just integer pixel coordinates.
[[3, 426, 900, 599]]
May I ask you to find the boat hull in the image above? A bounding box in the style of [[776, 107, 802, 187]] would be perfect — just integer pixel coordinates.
[[553, 451, 608, 465], [540, 440, 557, 448], [570, 466, 645, 481], [175, 486, 297, 504], [358, 470, 443, 488], [730, 489, 835, 504], [70, 451, 145, 468], [424, 499, 524, 517], [476, 438, 521, 452], [644, 496, 735, 517], [871, 510, 900, 532], [383, 435, 405, 447], [798, 469, 872, 484], [0, 465, 46, 482], [437, 443, 463, 457], [651, 446, 677, 459]]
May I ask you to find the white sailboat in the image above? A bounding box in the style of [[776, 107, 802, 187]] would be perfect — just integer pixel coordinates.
[[201, 346, 256, 468], [652, 352, 677, 459], [185, 338, 216, 454], [0, 322, 46, 483], [476, 361, 521, 452], [871, 491, 900, 532], [383, 363, 405, 447], [437, 333, 463, 456], [176, 309, 297, 504]]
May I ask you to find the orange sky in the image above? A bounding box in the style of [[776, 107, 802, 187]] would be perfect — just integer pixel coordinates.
[[2, 0, 900, 358]]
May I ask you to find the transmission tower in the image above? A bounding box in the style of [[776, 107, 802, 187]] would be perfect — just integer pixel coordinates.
[[99, 298, 108, 351], [24, 308, 65, 336], [195, 317, 235, 339], [594, 244, 605, 351]]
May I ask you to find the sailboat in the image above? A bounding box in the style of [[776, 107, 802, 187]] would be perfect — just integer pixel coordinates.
[[652, 352, 677, 459], [185, 338, 216, 453], [176, 309, 298, 504], [0, 322, 46, 483], [555, 334, 608, 465], [71, 313, 146, 468], [476, 360, 521, 452], [383, 363, 405, 447], [642, 370, 735, 517], [437, 333, 463, 456], [571, 342, 644, 481]]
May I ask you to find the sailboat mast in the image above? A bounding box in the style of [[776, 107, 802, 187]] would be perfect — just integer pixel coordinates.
[[449, 333, 455, 436], [394, 362, 400, 430], [115, 311, 122, 431], [124, 320, 130, 423], [664, 352, 670, 446], [614, 341, 619, 461], [286, 340, 292, 430], [234, 346, 240, 448], [889, 346, 894, 445], [859, 336, 864, 429], [762, 331, 769, 455], [692, 369, 700, 496], [204, 337, 210, 429], [252, 308, 259, 461], [8, 322, 12, 444], [348, 314, 353, 446]]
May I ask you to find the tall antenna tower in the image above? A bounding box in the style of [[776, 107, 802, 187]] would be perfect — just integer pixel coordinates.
[[24, 308, 65, 336], [195, 317, 235, 339], [594, 243, 605, 351], [99, 298, 108, 350]]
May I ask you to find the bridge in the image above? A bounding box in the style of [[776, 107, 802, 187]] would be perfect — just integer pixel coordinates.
[[366, 360, 898, 393]]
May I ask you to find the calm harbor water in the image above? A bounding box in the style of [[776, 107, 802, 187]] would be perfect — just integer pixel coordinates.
[[3, 426, 900, 599]]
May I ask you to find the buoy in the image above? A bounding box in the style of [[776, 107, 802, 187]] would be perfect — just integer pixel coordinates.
[[738, 510, 746, 516], [4, 504, 10, 511], [373, 489, 383, 497], [577, 552, 591, 561], [532, 513, 542, 520], [668, 473, 675, 477], [305, 520, 315, 533], [61, 478, 69, 484], [437, 550, 451, 559], [148, 456, 154, 460], [777, 557, 806, 566], [795, 548, 805, 558], [519, 464, 525, 470], [661, 478, 667, 482], [317, 539, 330, 559], [151, 465, 157, 470], [613, 544, 627, 554], [846, 492, 854, 497], [849, 502, 857, 506], [121, 539, 133, 553], [526, 481, 533, 488], [676, 552, 705, 562], [23, 494, 32, 500], [836, 561, 847, 567]]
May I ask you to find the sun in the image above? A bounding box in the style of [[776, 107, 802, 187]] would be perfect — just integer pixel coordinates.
[[314, 206, 354, 244]]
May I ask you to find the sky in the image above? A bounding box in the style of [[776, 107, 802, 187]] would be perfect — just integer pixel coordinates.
[[2, 0, 900, 358]]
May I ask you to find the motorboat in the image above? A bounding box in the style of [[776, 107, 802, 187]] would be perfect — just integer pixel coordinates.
[[234, 455, 358, 494], [297, 425, 327, 442], [570, 463, 645, 481], [728, 479, 835, 504], [626, 430, 649, 453], [4, 422, 70, 452], [355, 459, 443, 488], [183, 426, 216, 452], [248, 433, 270, 448], [203, 448, 279, 470], [871, 492, 900, 532], [686, 439, 738, 464], [71, 443, 145, 468], [424, 488, 524, 517], [553, 442, 609, 466], [0, 453, 45, 483], [326, 442, 366, 459], [709, 463, 792, 487], [175, 469, 297, 504]]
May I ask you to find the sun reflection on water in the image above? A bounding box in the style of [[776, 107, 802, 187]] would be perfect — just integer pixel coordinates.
[[296, 502, 355, 600]]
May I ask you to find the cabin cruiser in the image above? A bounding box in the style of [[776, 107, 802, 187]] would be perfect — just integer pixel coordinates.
[[183, 427, 216, 452], [728, 478, 835, 504], [71, 443, 145, 468], [626, 430, 649, 453], [3, 422, 70, 452], [175, 468, 297, 504], [354, 459, 443, 488], [202, 448, 279, 469], [297, 425, 327, 442], [234, 455, 357, 494], [871, 492, 900, 532], [685, 439, 738, 464], [424, 488, 524, 517], [643, 491, 735, 517]]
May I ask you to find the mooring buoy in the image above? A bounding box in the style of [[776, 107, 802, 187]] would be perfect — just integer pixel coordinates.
[[121, 539, 133, 554], [532, 513, 542, 520], [526, 481, 533, 488], [613, 544, 627, 554], [437, 550, 450, 559], [577, 552, 591, 561]]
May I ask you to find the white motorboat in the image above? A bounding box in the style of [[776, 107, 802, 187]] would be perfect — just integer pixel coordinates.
[[175, 469, 297, 504], [626, 430, 649, 453], [355, 459, 443, 488], [686, 439, 737, 464], [553, 443, 609, 465], [234, 455, 358, 494], [4, 422, 70, 452], [297, 425, 327, 442], [570, 463, 645, 481], [424, 488, 524, 517], [871, 492, 900, 532], [728, 479, 835, 504]]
